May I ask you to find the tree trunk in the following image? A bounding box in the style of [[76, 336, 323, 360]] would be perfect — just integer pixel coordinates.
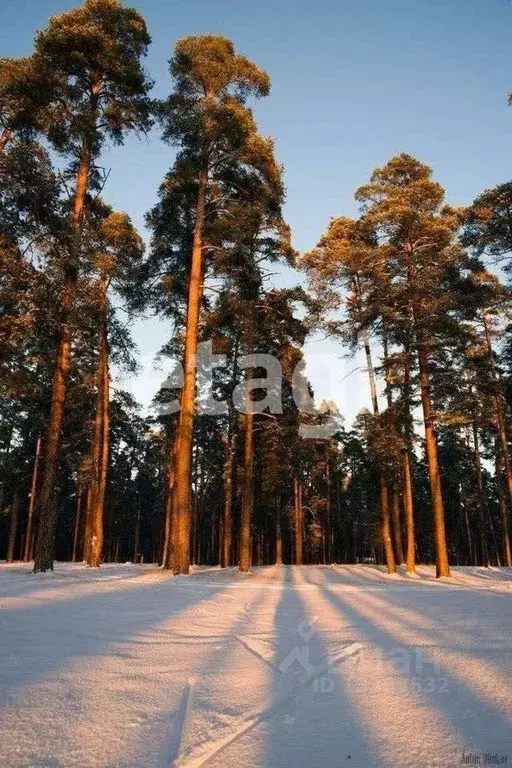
[[276, 502, 283, 565], [472, 423, 490, 567], [72, 482, 83, 563], [390, 486, 404, 565], [173, 165, 208, 575], [6, 493, 20, 562], [239, 408, 254, 573], [88, 293, 110, 568], [416, 333, 450, 577], [162, 430, 179, 569], [24, 435, 42, 562], [403, 451, 416, 573], [463, 502, 474, 565], [382, 332, 405, 566], [33, 140, 92, 572], [133, 506, 140, 564], [362, 330, 396, 574], [483, 313, 512, 563], [222, 423, 237, 567], [294, 477, 303, 565], [495, 446, 512, 567], [402, 343, 416, 574]]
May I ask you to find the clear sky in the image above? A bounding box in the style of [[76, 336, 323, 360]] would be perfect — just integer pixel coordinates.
[[2, 0, 512, 425]]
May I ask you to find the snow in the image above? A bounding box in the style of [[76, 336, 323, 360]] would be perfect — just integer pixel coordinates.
[[1, 563, 511, 768]]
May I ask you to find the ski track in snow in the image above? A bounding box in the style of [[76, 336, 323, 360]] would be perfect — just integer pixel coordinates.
[[0, 563, 511, 768]]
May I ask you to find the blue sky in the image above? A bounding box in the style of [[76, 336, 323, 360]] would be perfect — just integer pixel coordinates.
[[2, 0, 512, 424]]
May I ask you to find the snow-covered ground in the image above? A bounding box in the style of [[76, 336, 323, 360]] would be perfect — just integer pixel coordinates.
[[1, 563, 511, 768]]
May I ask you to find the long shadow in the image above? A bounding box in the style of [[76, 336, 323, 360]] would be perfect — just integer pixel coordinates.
[[0, 571, 233, 702], [322, 584, 512, 759], [261, 567, 374, 768]]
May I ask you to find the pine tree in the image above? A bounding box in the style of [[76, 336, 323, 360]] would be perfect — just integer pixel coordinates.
[[31, 0, 152, 571], [152, 35, 276, 573]]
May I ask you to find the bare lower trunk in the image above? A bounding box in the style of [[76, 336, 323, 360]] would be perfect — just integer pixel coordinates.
[[294, 477, 303, 565], [472, 423, 489, 567], [276, 508, 283, 565], [173, 165, 208, 575], [496, 447, 512, 567], [162, 430, 179, 569], [33, 139, 92, 572], [463, 502, 474, 564], [362, 330, 396, 574], [72, 483, 83, 563], [402, 343, 416, 574], [222, 424, 236, 567], [24, 435, 42, 562], [33, 284, 74, 572], [403, 450, 416, 573], [134, 506, 140, 563], [483, 314, 512, 565], [239, 408, 254, 573], [391, 485, 404, 564], [89, 318, 110, 567], [416, 334, 450, 577], [6, 493, 19, 562]]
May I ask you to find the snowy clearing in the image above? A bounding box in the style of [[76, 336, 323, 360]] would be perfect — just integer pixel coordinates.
[[1, 563, 511, 768]]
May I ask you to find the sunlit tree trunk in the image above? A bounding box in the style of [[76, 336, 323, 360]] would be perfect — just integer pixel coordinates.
[[173, 165, 208, 575], [34, 139, 92, 572], [88, 281, 110, 568], [415, 333, 450, 577], [362, 328, 396, 574]]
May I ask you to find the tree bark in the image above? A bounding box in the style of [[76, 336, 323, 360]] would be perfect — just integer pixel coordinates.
[[294, 477, 303, 565], [239, 406, 254, 573], [471, 423, 490, 567], [362, 329, 396, 574], [33, 139, 92, 572], [416, 333, 450, 577], [390, 486, 404, 564], [483, 313, 512, 562], [133, 505, 140, 563], [402, 342, 416, 574], [24, 435, 42, 562], [495, 445, 512, 567], [72, 482, 83, 563], [276, 504, 283, 565], [173, 164, 208, 575], [162, 429, 179, 569], [222, 423, 237, 567], [6, 493, 20, 562], [87, 286, 110, 568]]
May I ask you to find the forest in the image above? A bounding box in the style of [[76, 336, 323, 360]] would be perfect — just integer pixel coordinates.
[[1, 0, 512, 580]]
